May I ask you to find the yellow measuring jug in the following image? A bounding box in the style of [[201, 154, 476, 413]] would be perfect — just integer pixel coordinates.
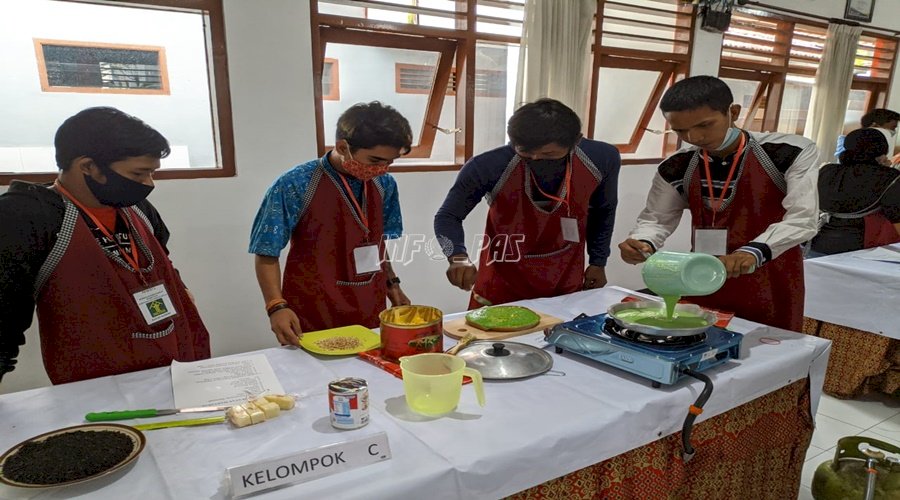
[[399, 353, 485, 416]]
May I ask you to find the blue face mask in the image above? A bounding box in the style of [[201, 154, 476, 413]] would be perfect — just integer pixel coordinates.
[[714, 127, 742, 151]]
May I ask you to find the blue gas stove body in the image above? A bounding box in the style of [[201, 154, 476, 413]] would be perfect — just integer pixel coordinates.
[[545, 313, 742, 386]]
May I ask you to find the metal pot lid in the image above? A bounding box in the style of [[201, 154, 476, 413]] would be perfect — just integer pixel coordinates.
[[455, 340, 553, 380]]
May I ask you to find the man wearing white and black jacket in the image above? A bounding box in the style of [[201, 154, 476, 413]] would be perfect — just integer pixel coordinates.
[[619, 76, 821, 332]]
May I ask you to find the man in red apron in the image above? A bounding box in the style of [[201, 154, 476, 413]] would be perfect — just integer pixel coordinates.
[[434, 99, 621, 309], [619, 76, 821, 332], [0, 107, 210, 385], [250, 102, 413, 346]]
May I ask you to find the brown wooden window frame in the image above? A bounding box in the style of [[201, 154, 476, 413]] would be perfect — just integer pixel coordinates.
[[1, 0, 236, 185], [587, 0, 696, 165], [313, 0, 692, 169], [322, 57, 341, 100], [311, 0, 522, 172], [34, 38, 171, 96], [719, 8, 898, 135]]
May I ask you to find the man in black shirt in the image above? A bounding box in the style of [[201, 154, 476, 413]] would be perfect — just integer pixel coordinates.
[[812, 128, 900, 256], [0, 107, 210, 385]]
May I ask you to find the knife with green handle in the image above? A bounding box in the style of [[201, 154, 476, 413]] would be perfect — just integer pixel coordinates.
[[85, 405, 229, 422], [133, 416, 226, 431]]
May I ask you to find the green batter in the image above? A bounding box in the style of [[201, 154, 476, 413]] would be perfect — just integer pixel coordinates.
[[663, 294, 679, 319], [465, 305, 541, 331], [613, 308, 709, 328]]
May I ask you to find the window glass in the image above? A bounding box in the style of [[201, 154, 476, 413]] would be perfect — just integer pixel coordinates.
[[323, 44, 455, 164], [1, 0, 225, 176], [41, 44, 164, 90], [473, 42, 517, 155]]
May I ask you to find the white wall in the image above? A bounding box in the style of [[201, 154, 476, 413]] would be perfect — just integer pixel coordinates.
[[1, 0, 896, 393], [0, 0, 216, 169]]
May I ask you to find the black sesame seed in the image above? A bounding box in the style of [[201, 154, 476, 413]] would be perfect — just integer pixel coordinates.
[[2, 430, 133, 485]]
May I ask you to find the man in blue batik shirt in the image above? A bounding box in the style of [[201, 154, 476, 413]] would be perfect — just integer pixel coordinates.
[[249, 102, 412, 345]]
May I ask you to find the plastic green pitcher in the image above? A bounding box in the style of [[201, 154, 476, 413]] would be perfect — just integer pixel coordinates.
[[399, 353, 485, 416], [641, 251, 726, 297]]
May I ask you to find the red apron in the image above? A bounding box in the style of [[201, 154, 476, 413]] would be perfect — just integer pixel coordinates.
[[471, 154, 600, 309], [687, 142, 805, 332], [863, 212, 900, 248], [36, 203, 210, 385], [282, 164, 387, 331]]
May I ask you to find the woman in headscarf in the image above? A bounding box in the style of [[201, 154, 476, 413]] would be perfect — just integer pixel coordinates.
[[810, 127, 900, 256]]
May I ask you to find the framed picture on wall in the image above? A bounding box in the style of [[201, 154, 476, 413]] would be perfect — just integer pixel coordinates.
[[844, 0, 875, 23]]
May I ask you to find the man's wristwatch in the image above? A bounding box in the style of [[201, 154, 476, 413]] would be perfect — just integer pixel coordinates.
[[386, 277, 401, 288]]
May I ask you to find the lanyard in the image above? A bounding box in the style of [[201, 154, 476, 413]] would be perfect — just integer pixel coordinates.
[[528, 158, 572, 216], [701, 134, 746, 227], [337, 172, 369, 232], [54, 181, 144, 278]]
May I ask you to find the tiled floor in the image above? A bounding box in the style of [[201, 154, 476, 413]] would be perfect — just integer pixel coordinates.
[[799, 393, 900, 499]]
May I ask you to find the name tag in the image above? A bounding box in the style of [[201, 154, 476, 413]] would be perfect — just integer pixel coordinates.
[[694, 228, 728, 256], [561, 217, 579, 243], [227, 432, 391, 497], [353, 244, 381, 275], [133, 283, 177, 325]]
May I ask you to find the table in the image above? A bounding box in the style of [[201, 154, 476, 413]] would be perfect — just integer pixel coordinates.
[[0, 287, 831, 500], [803, 244, 900, 398]]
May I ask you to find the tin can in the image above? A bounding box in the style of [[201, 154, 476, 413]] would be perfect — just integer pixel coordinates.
[[328, 377, 369, 429], [379, 305, 443, 362]]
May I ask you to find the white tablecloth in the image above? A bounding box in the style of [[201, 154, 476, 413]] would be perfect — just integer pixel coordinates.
[[804, 243, 900, 338], [0, 287, 831, 500]]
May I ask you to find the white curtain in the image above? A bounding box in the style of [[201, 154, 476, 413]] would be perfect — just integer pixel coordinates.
[[515, 0, 596, 125], [804, 23, 862, 156]]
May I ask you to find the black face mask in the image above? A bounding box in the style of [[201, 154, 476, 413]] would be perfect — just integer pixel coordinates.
[[526, 155, 569, 171], [84, 167, 154, 208]]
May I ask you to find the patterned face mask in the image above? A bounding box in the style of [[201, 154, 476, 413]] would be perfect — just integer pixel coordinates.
[[342, 150, 389, 181]]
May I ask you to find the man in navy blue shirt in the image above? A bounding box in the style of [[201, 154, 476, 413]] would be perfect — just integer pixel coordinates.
[[434, 99, 621, 308]]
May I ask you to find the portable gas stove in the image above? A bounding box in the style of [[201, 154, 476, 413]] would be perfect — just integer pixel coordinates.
[[544, 313, 742, 387], [545, 312, 743, 461]]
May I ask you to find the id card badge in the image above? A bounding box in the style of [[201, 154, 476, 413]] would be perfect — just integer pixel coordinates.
[[133, 282, 178, 325], [694, 228, 728, 256], [561, 217, 580, 243], [353, 244, 382, 275]]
